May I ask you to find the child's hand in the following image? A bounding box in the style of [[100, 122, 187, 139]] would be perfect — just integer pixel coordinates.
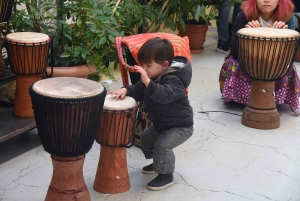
[[108, 88, 127, 100], [134, 65, 150, 87], [245, 20, 263, 28], [267, 21, 288, 29]]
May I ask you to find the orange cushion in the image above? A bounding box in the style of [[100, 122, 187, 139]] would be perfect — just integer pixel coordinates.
[[120, 32, 192, 65]]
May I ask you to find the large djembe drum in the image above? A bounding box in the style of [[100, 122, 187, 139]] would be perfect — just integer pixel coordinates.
[[237, 27, 300, 129], [0, 0, 14, 76], [94, 94, 137, 194], [29, 77, 106, 201], [5, 32, 50, 117]]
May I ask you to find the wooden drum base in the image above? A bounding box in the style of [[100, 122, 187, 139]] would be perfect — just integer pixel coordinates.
[[241, 81, 280, 129], [45, 155, 90, 201], [242, 106, 280, 129], [94, 146, 130, 194], [14, 75, 41, 117]]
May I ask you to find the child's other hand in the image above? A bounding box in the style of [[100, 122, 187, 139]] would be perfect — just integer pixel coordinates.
[[246, 20, 263, 28], [267, 21, 288, 29], [108, 88, 127, 100], [134, 65, 150, 87]]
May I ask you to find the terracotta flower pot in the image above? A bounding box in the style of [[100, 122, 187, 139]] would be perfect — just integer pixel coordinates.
[[178, 24, 209, 54], [44, 64, 96, 79]]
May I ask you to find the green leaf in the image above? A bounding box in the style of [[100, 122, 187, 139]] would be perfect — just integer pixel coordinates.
[[90, 24, 96, 32], [64, 33, 72, 41], [77, 16, 82, 26], [60, 53, 70, 58], [99, 37, 107, 45], [70, 12, 78, 17], [23, 18, 33, 26], [108, 35, 114, 42]]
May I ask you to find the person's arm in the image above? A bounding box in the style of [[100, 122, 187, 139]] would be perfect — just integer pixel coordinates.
[[145, 76, 186, 104], [124, 80, 145, 102], [230, 11, 248, 59]]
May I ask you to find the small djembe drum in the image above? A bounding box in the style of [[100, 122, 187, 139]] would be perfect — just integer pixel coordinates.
[[0, 0, 14, 77], [94, 94, 138, 194], [29, 77, 106, 201], [237, 27, 300, 129], [5, 32, 50, 117]]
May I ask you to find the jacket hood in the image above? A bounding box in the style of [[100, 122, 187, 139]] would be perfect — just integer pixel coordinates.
[[156, 56, 192, 88]]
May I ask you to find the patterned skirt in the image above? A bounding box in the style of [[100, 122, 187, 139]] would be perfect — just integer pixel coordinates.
[[219, 56, 300, 114]]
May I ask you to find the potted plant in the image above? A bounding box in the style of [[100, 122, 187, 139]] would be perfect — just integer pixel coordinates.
[[161, 0, 242, 54], [162, 0, 220, 54], [4, 0, 124, 80]]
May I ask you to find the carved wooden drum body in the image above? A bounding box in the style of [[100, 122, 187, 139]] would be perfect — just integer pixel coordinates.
[[30, 77, 106, 201], [5, 32, 50, 117], [237, 27, 300, 129], [94, 94, 137, 194]]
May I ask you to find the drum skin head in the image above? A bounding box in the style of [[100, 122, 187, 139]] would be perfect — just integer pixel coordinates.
[[5, 32, 50, 43], [238, 27, 300, 38], [104, 94, 137, 110], [32, 77, 105, 98]]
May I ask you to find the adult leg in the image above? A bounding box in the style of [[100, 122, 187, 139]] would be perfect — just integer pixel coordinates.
[[216, 0, 232, 53]]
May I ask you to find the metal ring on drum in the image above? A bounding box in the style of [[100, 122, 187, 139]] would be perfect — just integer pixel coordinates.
[[5, 32, 51, 117], [237, 27, 300, 129], [29, 77, 107, 201], [94, 94, 138, 194]]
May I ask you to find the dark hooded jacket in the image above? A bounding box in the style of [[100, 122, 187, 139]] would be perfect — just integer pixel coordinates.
[[124, 56, 194, 132]]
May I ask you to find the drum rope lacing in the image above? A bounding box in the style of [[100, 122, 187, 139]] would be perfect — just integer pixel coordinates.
[[5, 40, 50, 75], [97, 108, 138, 148], [29, 86, 107, 157], [237, 34, 300, 81]]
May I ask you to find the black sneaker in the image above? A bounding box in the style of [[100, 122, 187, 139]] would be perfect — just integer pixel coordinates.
[[142, 163, 156, 174], [147, 173, 174, 191], [216, 41, 230, 54]]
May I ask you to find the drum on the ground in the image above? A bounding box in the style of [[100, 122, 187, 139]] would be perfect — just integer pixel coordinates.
[[30, 77, 107, 201], [94, 94, 137, 194], [5, 32, 50, 117], [237, 27, 300, 129]]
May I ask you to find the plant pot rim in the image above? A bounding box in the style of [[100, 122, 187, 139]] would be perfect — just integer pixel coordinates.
[[45, 63, 96, 78], [185, 23, 211, 27]]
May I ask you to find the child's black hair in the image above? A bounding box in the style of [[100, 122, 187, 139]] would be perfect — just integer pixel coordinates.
[[137, 37, 174, 66]]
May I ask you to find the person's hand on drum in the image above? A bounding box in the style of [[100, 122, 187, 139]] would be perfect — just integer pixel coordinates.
[[267, 21, 288, 29], [245, 20, 263, 28], [108, 88, 127, 100], [134, 65, 150, 87]]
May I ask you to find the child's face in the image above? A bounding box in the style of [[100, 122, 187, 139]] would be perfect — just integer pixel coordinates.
[[141, 60, 169, 79], [256, 0, 278, 14]]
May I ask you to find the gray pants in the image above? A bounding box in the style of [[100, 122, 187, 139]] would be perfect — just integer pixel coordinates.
[[217, 0, 242, 44], [141, 126, 193, 174]]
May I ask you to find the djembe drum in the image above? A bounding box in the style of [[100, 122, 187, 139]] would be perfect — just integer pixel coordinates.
[[5, 32, 50, 117], [0, 0, 14, 76], [237, 27, 300, 129], [94, 94, 137, 194], [29, 77, 106, 201]]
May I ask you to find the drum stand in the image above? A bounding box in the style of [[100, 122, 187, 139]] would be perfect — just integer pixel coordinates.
[[94, 146, 130, 194], [45, 155, 91, 201], [241, 81, 280, 129]]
